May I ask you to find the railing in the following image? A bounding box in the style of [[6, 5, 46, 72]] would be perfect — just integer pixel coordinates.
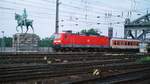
[[0, 47, 53, 53]]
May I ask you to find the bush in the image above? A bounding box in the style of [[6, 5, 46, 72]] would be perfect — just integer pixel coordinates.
[[38, 38, 53, 47], [137, 56, 150, 64]]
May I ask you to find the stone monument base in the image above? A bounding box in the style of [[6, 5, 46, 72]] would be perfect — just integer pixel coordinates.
[[13, 33, 40, 51]]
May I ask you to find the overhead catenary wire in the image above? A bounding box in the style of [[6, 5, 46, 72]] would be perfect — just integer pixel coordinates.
[[0, 0, 55, 11], [0, 6, 124, 22], [0, 1, 124, 28], [0, 6, 55, 16], [19, 1, 123, 20], [0, 0, 148, 17], [0, 0, 143, 19], [0, 0, 149, 30]]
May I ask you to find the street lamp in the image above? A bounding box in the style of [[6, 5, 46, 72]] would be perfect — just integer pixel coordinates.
[[1, 31, 4, 37], [1, 31, 5, 52]]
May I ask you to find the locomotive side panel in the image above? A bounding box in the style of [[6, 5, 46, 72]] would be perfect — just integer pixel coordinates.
[[71, 35, 110, 48]]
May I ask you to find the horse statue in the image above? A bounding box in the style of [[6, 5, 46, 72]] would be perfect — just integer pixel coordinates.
[[15, 11, 34, 33]]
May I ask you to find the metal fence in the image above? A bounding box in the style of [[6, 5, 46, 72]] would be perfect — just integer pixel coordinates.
[[0, 47, 53, 53]]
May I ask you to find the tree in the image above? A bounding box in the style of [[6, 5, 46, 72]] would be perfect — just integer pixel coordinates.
[[87, 28, 99, 35], [0, 37, 13, 47], [81, 29, 87, 34], [80, 28, 100, 36], [38, 37, 53, 47], [4, 37, 13, 47]]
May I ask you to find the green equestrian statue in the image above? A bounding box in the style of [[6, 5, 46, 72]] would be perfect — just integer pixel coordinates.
[[15, 8, 34, 33]]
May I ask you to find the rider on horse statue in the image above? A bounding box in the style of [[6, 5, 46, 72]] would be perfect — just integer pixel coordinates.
[[23, 8, 27, 27]]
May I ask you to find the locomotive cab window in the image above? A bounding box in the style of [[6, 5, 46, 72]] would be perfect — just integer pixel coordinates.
[[50, 34, 61, 39], [55, 34, 61, 39], [50, 34, 55, 40]]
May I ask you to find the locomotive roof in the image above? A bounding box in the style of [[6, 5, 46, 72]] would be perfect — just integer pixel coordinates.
[[60, 32, 108, 37]]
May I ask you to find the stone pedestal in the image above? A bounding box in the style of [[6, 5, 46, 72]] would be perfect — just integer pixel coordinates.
[[13, 33, 40, 51]]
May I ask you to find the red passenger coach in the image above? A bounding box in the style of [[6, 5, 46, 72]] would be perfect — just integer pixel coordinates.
[[53, 32, 110, 51], [110, 38, 140, 49]]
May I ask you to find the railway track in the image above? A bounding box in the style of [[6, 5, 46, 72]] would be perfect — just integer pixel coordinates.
[[0, 52, 150, 83], [0, 61, 150, 82], [70, 67, 150, 84], [0, 52, 148, 64]]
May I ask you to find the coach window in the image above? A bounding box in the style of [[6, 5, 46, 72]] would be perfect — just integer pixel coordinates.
[[128, 42, 130, 45], [133, 42, 135, 45], [122, 41, 125, 45], [132, 42, 134, 45], [136, 42, 139, 46], [117, 41, 120, 45], [117, 41, 119, 45], [127, 42, 129, 45], [130, 42, 132, 45], [135, 42, 137, 46], [125, 42, 127, 45], [120, 41, 122, 45], [133, 42, 135, 46], [119, 41, 121, 45], [134, 42, 137, 46], [115, 41, 117, 45], [129, 42, 131, 45], [121, 41, 123, 45], [134, 42, 136, 46], [134, 42, 136, 45], [131, 42, 133, 45], [116, 41, 118, 45], [113, 41, 116, 45]]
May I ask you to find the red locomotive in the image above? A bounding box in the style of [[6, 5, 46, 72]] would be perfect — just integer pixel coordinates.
[[51, 31, 140, 52]]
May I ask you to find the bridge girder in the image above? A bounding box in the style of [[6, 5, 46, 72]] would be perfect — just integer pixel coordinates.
[[124, 13, 150, 41]]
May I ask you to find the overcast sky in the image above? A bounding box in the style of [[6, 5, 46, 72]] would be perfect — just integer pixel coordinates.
[[0, 0, 150, 38]]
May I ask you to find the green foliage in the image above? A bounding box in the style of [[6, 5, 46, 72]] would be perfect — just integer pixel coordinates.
[[80, 28, 100, 35], [81, 29, 87, 34], [38, 37, 53, 47], [0, 37, 13, 47], [137, 56, 150, 64], [87, 28, 99, 35]]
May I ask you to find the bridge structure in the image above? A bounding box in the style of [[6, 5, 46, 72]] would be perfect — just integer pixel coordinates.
[[124, 13, 150, 42]]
